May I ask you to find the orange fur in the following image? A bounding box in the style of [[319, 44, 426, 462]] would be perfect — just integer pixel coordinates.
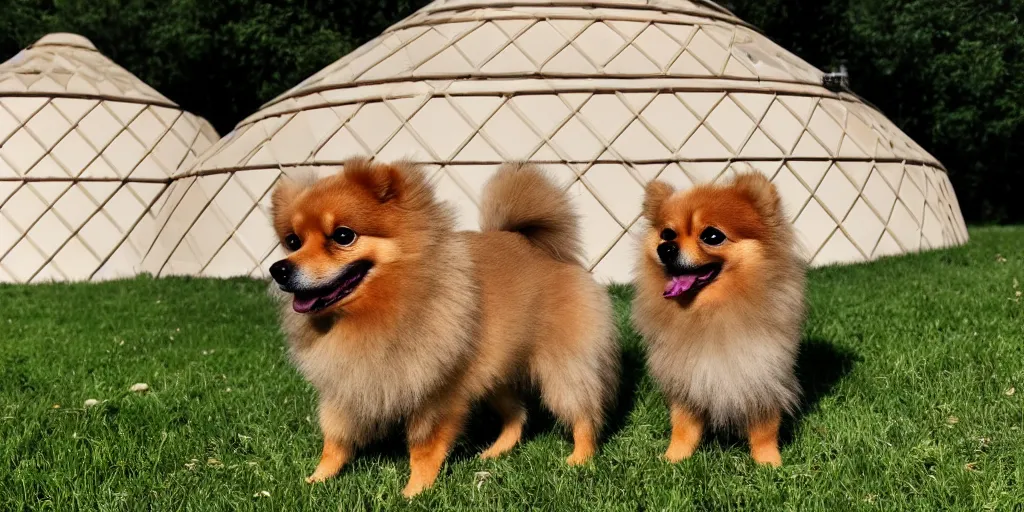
[[749, 411, 783, 467], [632, 171, 806, 466], [269, 159, 619, 496], [305, 436, 353, 483]]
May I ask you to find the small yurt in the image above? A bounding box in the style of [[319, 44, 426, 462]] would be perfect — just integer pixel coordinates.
[[143, 0, 969, 283], [0, 34, 219, 283]]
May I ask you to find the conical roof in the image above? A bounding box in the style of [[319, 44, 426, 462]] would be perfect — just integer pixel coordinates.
[[144, 0, 969, 282], [0, 33, 174, 104], [0, 34, 219, 283]]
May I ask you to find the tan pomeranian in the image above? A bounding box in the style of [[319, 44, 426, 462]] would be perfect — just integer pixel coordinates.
[[631, 171, 806, 467], [268, 158, 619, 497]]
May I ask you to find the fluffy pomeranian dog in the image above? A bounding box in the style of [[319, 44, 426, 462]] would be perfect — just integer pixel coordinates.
[[268, 158, 618, 497], [630, 171, 806, 467]]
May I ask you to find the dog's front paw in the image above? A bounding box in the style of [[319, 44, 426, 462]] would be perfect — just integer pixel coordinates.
[[565, 449, 594, 466], [305, 465, 340, 484], [751, 447, 782, 467], [663, 444, 696, 463], [401, 479, 431, 498]]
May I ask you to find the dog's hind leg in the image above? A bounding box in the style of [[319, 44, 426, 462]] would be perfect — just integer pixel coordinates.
[[532, 345, 614, 466], [531, 289, 619, 466], [480, 387, 526, 460]]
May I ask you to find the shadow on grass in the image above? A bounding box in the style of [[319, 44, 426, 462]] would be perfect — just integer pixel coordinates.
[[783, 337, 859, 444]]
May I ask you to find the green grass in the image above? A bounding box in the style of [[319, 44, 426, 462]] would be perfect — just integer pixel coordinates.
[[1, 226, 1022, 511]]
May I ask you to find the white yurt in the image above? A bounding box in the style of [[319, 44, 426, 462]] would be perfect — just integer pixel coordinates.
[[0, 33, 219, 283], [142, 0, 969, 283]]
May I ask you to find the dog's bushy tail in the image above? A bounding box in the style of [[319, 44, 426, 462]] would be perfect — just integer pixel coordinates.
[[479, 163, 584, 265]]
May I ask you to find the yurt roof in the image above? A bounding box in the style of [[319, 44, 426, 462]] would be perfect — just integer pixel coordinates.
[[145, 0, 967, 282], [0, 33, 175, 106]]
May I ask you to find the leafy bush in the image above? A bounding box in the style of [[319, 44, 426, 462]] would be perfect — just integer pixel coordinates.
[[2, 0, 1021, 223]]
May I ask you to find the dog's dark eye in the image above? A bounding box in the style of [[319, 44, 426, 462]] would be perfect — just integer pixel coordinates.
[[699, 227, 726, 246], [331, 226, 357, 246], [284, 234, 302, 251], [660, 228, 677, 241]]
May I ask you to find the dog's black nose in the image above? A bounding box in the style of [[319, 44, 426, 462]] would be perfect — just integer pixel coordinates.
[[657, 242, 679, 265], [269, 259, 294, 285]]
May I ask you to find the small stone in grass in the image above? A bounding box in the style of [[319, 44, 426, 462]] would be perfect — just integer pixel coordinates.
[[474, 471, 491, 490], [947, 416, 959, 425], [84, 399, 99, 408], [253, 491, 270, 498], [52, 404, 60, 409], [130, 383, 150, 393], [1006, 387, 1016, 396]]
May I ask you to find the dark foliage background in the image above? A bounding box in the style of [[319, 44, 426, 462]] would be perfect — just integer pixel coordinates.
[[2, 0, 1021, 223]]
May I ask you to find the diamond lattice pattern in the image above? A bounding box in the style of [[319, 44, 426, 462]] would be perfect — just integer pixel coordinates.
[[0, 34, 219, 283]]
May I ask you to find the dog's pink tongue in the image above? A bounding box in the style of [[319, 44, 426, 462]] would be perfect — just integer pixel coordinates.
[[293, 296, 317, 313], [663, 275, 698, 298]]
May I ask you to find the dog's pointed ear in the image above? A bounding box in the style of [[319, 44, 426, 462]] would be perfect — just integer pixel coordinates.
[[344, 157, 401, 202], [270, 176, 306, 233], [271, 176, 304, 215], [344, 158, 432, 207], [732, 171, 782, 219], [642, 180, 674, 222]]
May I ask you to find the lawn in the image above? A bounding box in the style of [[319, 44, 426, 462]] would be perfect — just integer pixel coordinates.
[[1, 226, 1022, 511]]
